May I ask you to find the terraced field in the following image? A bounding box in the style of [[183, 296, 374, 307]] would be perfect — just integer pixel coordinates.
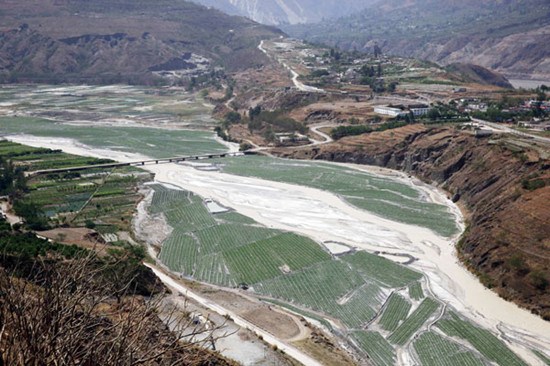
[[388, 298, 440, 345], [409, 281, 425, 300], [351, 331, 396, 366], [150, 185, 412, 331], [2, 85, 538, 366], [0, 140, 149, 233]]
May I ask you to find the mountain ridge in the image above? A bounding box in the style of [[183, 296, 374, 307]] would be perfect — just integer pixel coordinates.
[[191, 0, 376, 25], [283, 0, 550, 80], [0, 0, 284, 84]]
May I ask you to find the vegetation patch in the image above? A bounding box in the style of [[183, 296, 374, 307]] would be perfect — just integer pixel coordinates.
[[436, 311, 527, 366], [413, 332, 484, 366]]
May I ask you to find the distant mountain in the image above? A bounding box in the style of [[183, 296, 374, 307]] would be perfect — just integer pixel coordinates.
[[191, 0, 376, 25], [284, 0, 550, 80], [0, 0, 283, 84]]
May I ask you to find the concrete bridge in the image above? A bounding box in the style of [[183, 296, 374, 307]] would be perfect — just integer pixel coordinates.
[[26, 151, 250, 177]]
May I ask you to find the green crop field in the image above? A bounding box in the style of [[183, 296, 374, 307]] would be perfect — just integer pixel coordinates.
[[413, 332, 484, 366], [409, 281, 425, 300], [151, 184, 394, 328], [224, 233, 331, 284], [149, 185, 528, 364], [388, 298, 440, 345], [0, 140, 150, 233], [378, 293, 412, 332], [351, 331, 396, 366], [436, 312, 527, 366], [343, 251, 422, 288], [255, 260, 384, 328]]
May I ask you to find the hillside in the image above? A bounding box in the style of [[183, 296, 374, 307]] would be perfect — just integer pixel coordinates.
[[276, 125, 550, 319], [190, 0, 375, 25], [284, 0, 550, 80], [0, 0, 283, 84]]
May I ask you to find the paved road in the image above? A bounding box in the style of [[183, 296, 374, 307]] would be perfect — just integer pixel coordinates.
[[146, 264, 324, 366], [259, 40, 325, 93], [472, 118, 550, 144], [309, 123, 335, 145]]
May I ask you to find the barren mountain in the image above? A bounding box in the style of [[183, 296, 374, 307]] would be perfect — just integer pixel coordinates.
[[0, 0, 283, 84], [284, 0, 550, 80], [191, 0, 375, 25]]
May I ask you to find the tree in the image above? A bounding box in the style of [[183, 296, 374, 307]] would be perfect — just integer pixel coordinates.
[[248, 105, 262, 121], [374, 44, 382, 58], [0, 254, 232, 365], [224, 111, 241, 124], [427, 108, 441, 121], [263, 127, 276, 143]]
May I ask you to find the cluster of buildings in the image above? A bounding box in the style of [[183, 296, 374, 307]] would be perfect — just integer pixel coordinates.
[[374, 104, 431, 118]]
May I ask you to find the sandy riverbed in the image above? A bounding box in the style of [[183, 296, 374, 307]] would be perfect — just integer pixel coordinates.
[[7, 134, 550, 365]]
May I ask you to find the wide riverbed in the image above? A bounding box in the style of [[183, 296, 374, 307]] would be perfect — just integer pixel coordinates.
[[6, 133, 550, 365]]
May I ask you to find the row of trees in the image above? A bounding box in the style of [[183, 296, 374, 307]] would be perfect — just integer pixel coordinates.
[[0, 157, 26, 196]]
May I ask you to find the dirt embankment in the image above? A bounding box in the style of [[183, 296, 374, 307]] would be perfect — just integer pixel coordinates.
[[275, 125, 550, 319]]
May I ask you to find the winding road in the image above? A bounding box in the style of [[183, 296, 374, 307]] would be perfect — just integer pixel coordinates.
[[258, 40, 325, 94]]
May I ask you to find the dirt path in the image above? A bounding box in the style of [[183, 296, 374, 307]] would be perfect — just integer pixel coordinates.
[[0, 200, 22, 225], [145, 263, 324, 366]]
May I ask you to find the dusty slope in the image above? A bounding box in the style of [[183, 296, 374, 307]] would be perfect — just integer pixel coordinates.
[[191, 0, 376, 25], [277, 125, 550, 319], [0, 0, 283, 83]]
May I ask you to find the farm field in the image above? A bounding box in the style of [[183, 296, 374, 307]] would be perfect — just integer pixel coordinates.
[[413, 332, 484, 366], [378, 293, 412, 332], [1, 87, 541, 366], [1, 85, 459, 237], [436, 312, 528, 366], [212, 155, 458, 237], [0, 140, 150, 234], [0, 85, 225, 159], [150, 184, 531, 365], [409, 281, 425, 300], [351, 331, 396, 366], [388, 298, 440, 345], [0, 84, 216, 129]]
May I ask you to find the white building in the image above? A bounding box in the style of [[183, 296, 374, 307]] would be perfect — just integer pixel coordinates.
[[374, 106, 406, 117], [374, 104, 430, 117], [409, 105, 430, 116]]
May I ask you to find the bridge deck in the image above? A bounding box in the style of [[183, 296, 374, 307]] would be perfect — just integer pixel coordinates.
[[26, 151, 250, 177]]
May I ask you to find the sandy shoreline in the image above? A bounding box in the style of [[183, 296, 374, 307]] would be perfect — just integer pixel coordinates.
[[6, 134, 550, 364]]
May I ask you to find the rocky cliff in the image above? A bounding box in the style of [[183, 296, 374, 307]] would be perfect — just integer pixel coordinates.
[[276, 125, 550, 319]]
